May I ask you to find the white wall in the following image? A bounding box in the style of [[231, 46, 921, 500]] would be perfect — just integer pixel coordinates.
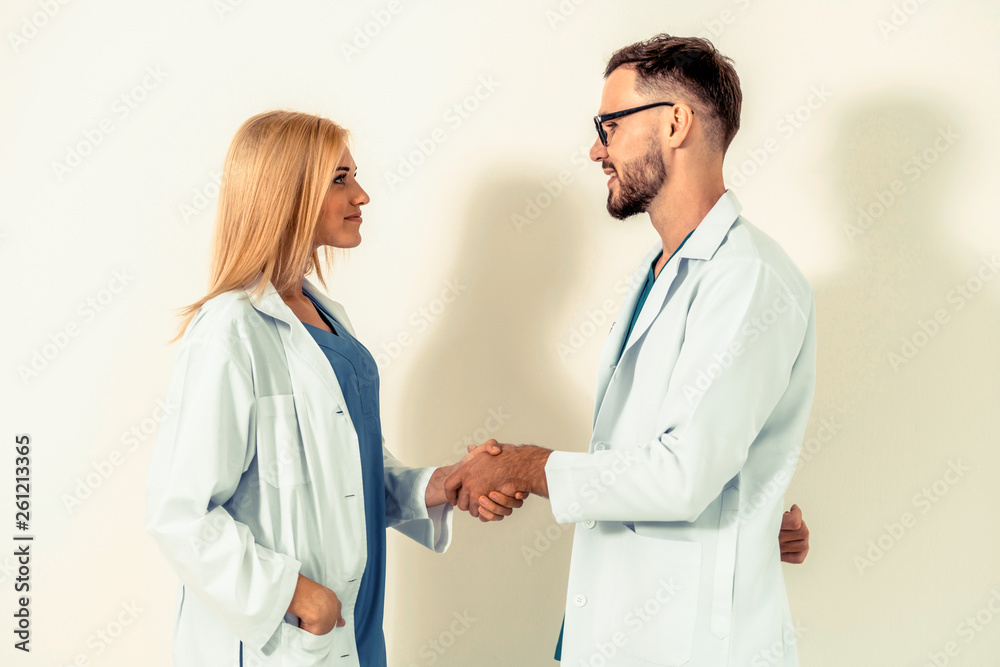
[[2, 1, 998, 665]]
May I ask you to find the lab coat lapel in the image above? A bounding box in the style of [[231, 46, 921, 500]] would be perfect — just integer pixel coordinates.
[[592, 190, 744, 426], [592, 244, 660, 426], [617, 253, 685, 362], [244, 278, 353, 418], [618, 190, 745, 363]]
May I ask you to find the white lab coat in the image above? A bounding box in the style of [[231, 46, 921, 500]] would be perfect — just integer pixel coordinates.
[[145, 277, 453, 667], [546, 190, 816, 666]]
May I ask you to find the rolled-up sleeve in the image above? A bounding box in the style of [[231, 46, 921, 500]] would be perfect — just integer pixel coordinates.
[[383, 442, 454, 553], [546, 258, 813, 524]]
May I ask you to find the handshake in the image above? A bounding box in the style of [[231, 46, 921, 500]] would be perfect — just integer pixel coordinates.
[[424, 439, 812, 564], [426, 439, 552, 522]]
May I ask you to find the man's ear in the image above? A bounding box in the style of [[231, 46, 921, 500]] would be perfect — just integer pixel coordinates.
[[665, 103, 696, 148]]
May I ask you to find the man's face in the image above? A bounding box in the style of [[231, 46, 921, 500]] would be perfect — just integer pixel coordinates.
[[589, 68, 668, 220]]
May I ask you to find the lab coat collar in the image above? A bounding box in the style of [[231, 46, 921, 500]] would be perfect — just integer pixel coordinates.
[[244, 276, 357, 338], [674, 189, 742, 262], [592, 189, 743, 421], [624, 189, 742, 352], [243, 276, 357, 417]]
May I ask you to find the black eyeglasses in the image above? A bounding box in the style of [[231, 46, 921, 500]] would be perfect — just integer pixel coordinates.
[[593, 102, 689, 146]]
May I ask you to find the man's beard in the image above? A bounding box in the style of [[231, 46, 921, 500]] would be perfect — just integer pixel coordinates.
[[606, 139, 666, 220]]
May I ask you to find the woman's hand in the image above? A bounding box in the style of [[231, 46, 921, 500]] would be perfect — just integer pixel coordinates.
[[287, 574, 346, 635]]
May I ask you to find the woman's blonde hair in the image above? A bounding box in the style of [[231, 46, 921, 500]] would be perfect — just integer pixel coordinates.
[[168, 110, 350, 345]]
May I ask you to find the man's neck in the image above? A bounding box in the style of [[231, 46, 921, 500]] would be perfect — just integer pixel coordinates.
[[648, 174, 726, 277]]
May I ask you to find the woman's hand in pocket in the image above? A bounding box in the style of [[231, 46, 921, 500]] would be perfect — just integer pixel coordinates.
[[287, 574, 346, 635]]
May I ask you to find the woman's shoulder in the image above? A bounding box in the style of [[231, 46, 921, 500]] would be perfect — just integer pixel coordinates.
[[183, 289, 261, 349]]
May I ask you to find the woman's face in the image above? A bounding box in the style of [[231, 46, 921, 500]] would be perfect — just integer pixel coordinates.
[[313, 147, 370, 249]]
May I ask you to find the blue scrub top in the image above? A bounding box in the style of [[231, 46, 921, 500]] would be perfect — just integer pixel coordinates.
[[301, 292, 387, 667], [554, 230, 693, 662]]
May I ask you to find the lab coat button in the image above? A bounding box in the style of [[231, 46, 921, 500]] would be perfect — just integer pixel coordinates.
[[573, 594, 587, 607], [583, 520, 596, 529], [594, 442, 607, 451]]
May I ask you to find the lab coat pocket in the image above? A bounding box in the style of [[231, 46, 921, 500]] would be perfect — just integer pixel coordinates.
[[257, 394, 308, 488], [614, 530, 701, 666], [279, 621, 339, 666]]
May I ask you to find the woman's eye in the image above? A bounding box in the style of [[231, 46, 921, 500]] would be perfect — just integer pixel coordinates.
[[332, 176, 345, 184]]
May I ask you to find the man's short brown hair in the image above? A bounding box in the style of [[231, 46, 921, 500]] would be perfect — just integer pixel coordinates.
[[605, 34, 742, 154]]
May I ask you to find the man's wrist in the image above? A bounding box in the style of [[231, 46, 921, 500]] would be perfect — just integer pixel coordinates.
[[513, 445, 552, 497]]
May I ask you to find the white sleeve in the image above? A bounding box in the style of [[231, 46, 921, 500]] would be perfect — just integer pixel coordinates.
[[144, 336, 300, 654], [545, 259, 813, 523], [382, 440, 454, 553]]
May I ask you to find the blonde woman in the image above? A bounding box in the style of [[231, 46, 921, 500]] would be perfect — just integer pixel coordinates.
[[144, 110, 525, 667]]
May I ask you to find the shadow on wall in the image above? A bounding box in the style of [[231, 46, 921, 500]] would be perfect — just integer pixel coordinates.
[[389, 166, 598, 667], [789, 95, 1000, 665]]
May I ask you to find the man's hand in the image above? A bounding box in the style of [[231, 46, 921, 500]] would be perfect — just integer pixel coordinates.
[[425, 440, 528, 521], [779, 504, 810, 564], [287, 573, 346, 635], [444, 440, 552, 519], [463, 443, 530, 521]]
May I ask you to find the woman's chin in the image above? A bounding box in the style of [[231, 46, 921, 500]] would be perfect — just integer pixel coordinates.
[[324, 234, 362, 249]]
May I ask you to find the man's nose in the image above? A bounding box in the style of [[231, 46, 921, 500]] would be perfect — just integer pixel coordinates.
[[589, 137, 608, 162]]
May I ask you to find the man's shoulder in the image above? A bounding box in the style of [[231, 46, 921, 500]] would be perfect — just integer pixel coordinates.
[[710, 216, 813, 301]]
